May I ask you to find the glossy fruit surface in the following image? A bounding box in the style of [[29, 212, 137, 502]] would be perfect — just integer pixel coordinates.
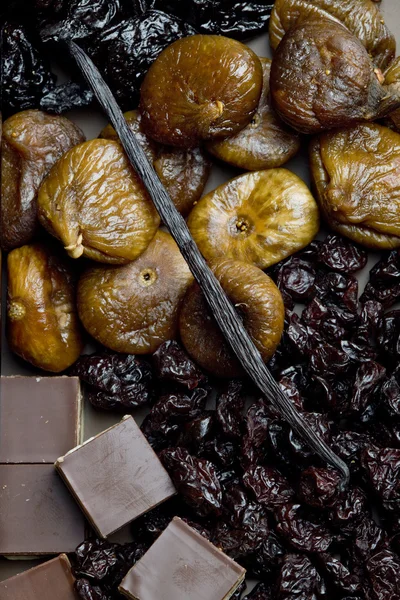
[[270, 18, 400, 134], [7, 243, 84, 372], [38, 138, 160, 264], [77, 231, 193, 354], [1, 109, 85, 252], [187, 169, 319, 269], [140, 35, 263, 147], [100, 110, 211, 216], [269, 0, 395, 69], [206, 58, 300, 170], [179, 259, 285, 377], [310, 123, 400, 248]]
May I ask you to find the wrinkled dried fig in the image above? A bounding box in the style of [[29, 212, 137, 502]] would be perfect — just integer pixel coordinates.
[[7, 243, 84, 372], [270, 18, 400, 134], [187, 169, 319, 269], [100, 110, 211, 216], [269, 0, 395, 70], [179, 259, 285, 378], [140, 35, 263, 147], [38, 139, 160, 264], [206, 58, 300, 170], [77, 231, 193, 354], [1, 109, 85, 252], [384, 58, 400, 131], [309, 123, 400, 249]]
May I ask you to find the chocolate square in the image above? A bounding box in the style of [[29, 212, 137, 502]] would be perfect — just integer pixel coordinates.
[[119, 517, 246, 600], [0, 376, 82, 464], [55, 415, 176, 538], [0, 554, 78, 599], [0, 464, 86, 556]]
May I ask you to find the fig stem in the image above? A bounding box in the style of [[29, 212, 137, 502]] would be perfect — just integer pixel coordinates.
[[68, 41, 350, 490]]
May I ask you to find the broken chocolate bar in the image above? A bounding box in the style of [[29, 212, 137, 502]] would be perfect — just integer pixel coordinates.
[[119, 517, 246, 600], [0, 376, 82, 464], [55, 415, 176, 538], [0, 464, 86, 556], [0, 554, 78, 599]]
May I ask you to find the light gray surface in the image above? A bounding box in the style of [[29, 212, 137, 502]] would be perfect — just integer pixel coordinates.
[[1, 1, 400, 591]]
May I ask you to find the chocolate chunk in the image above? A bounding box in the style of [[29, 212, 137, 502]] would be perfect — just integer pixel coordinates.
[[0, 464, 86, 556], [0, 554, 77, 598], [55, 415, 176, 538], [0, 376, 82, 464], [119, 517, 246, 600]]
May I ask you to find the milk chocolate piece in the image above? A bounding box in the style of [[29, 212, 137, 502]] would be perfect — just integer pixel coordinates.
[[119, 517, 246, 600], [55, 415, 176, 538], [0, 464, 86, 556], [0, 376, 82, 464], [0, 554, 78, 599]]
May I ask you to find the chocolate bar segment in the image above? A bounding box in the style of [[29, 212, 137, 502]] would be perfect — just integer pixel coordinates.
[[119, 517, 246, 600], [0, 376, 82, 464], [0, 464, 86, 555], [55, 415, 176, 538], [0, 554, 78, 599]]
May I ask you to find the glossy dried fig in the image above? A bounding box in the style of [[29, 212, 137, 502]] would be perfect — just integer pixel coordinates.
[[206, 58, 300, 170], [269, 0, 395, 70], [270, 18, 400, 134], [140, 35, 263, 147], [384, 58, 400, 131], [38, 139, 160, 264], [179, 259, 285, 377], [100, 110, 211, 216], [77, 231, 193, 354], [310, 123, 400, 249], [187, 169, 319, 269], [1, 109, 85, 252], [7, 243, 84, 372]]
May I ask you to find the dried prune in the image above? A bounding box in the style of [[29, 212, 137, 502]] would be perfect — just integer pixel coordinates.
[[362, 446, 400, 512], [243, 466, 294, 510], [74, 539, 119, 582], [152, 340, 206, 389], [317, 553, 361, 595], [276, 258, 317, 303], [298, 467, 340, 509], [378, 311, 400, 358], [243, 581, 273, 600], [278, 553, 322, 598], [244, 530, 286, 579], [71, 351, 154, 410], [40, 81, 93, 113], [318, 234, 368, 273], [275, 504, 333, 552], [160, 447, 222, 516], [355, 300, 383, 347], [216, 380, 245, 439], [75, 579, 110, 600], [366, 550, 400, 600], [178, 413, 214, 454], [328, 486, 367, 526], [350, 361, 386, 416], [352, 516, 388, 562]]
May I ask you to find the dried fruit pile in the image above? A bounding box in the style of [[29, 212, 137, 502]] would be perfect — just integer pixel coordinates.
[[70, 234, 400, 599]]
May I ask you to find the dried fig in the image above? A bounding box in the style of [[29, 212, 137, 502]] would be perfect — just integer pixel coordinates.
[[77, 231, 193, 354], [270, 18, 400, 134], [7, 243, 84, 372], [206, 58, 300, 170], [100, 110, 211, 216], [309, 123, 400, 249], [384, 58, 400, 131], [179, 259, 285, 378], [1, 109, 85, 252], [269, 0, 395, 70], [140, 34, 263, 148], [187, 169, 319, 269], [37, 139, 160, 264]]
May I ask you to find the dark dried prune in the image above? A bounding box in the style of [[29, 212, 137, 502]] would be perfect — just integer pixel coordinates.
[[244, 530, 286, 579], [352, 517, 388, 562], [243, 465, 294, 510], [242, 581, 273, 599], [160, 447, 222, 517], [381, 376, 400, 419], [361, 251, 400, 308], [74, 539, 119, 582], [331, 431, 371, 475], [378, 310, 400, 358], [287, 412, 332, 463], [152, 340, 205, 389], [75, 579, 110, 600], [40, 81, 93, 113], [362, 446, 400, 512], [298, 467, 340, 509], [217, 380, 245, 439], [318, 235, 367, 273], [278, 553, 322, 597], [178, 413, 214, 453], [275, 504, 333, 552], [366, 550, 400, 600], [203, 436, 238, 470], [350, 361, 386, 416], [355, 300, 383, 347], [276, 258, 316, 302], [328, 486, 367, 527], [317, 553, 361, 595]]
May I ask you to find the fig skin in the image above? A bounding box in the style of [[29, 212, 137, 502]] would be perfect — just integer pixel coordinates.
[[38, 139, 160, 264], [270, 18, 400, 135], [1, 109, 85, 252], [269, 0, 396, 70], [77, 231, 193, 355], [383, 58, 400, 131], [206, 58, 300, 170], [179, 259, 285, 378], [140, 35, 263, 148], [187, 169, 319, 269], [309, 123, 400, 249], [100, 110, 211, 216], [7, 243, 84, 372]]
